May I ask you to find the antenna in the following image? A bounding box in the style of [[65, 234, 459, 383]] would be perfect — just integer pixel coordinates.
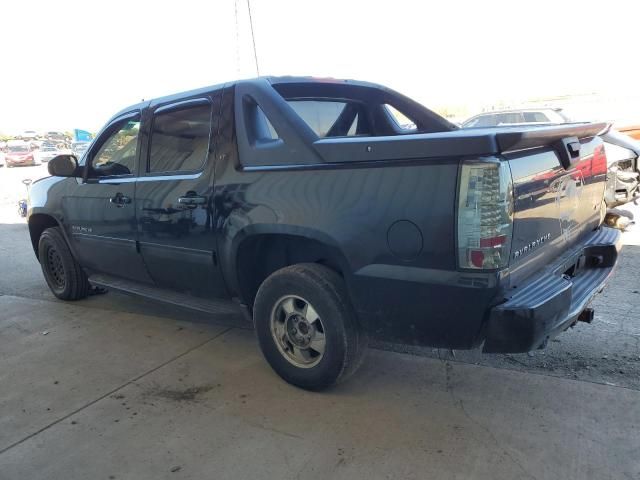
[[246, 0, 260, 76], [234, 0, 240, 75]]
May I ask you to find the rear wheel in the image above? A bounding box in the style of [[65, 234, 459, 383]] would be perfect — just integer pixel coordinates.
[[38, 227, 90, 300], [254, 263, 367, 390]]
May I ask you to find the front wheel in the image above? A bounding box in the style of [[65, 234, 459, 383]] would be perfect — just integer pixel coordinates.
[[38, 227, 90, 300], [254, 263, 367, 390]]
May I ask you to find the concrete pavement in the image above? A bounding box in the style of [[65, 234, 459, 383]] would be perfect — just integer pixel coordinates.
[[1, 164, 639, 479], [1, 295, 638, 480]]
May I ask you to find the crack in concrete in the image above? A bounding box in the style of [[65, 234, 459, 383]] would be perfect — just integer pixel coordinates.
[[444, 361, 541, 480], [243, 420, 304, 440], [0, 326, 234, 456]]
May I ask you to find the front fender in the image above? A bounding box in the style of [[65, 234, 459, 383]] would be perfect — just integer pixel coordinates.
[[27, 176, 78, 258]]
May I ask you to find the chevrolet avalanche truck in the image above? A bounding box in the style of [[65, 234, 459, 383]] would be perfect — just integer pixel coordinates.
[[28, 77, 621, 389]]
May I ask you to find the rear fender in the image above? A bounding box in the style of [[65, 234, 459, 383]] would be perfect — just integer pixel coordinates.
[[223, 224, 352, 303]]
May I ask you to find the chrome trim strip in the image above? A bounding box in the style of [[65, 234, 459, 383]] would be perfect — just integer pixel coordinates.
[[138, 241, 212, 255], [71, 233, 136, 243], [240, 156, 447, 172], [241, 163, 323, 172], [99, 172, 203, 184]]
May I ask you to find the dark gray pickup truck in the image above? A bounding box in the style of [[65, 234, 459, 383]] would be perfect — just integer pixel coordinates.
[[28, 77, 620, 389]]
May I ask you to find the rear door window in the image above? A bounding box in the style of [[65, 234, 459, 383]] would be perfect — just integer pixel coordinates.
[[148, 103, 212, 174]]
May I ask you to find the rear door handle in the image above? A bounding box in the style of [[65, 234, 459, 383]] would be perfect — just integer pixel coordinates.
[[109, 192, 131, 207], [177, 195, 206, 206]]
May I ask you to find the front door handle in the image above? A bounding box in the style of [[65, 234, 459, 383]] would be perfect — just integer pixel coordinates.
[[109, 192, 131, 207], [177, 194, 206, 206]]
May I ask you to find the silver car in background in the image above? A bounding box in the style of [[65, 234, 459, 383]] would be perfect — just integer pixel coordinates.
[[602, 129, 640, 207], [461, 109, 639, 208]]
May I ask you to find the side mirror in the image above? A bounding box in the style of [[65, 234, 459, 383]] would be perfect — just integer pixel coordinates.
[[48, 154, 79, 177]]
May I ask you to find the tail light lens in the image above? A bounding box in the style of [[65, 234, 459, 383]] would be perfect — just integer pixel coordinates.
[[457, 159, 514, 270]]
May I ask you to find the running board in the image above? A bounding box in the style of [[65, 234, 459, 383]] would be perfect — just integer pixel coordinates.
[[89, 273, 244, 317]]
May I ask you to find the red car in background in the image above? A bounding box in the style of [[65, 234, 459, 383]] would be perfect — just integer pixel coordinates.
[[5, 143, 38, 167]]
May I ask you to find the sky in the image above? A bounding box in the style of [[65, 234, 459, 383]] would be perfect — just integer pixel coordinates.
[[1, 0, 639, 133]]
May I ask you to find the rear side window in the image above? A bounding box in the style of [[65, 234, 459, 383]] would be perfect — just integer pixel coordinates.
[[384, 104, 417, 131], [287, 100, 358, 137], [523, 112, 550, 122], [148, 103, 211, 173], [496, 113, 524, 125], [474, 115, 499, 127], [248, 103, 280, 142]]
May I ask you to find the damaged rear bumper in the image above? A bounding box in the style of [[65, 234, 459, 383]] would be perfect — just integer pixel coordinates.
[[483, 226, 622, 353]]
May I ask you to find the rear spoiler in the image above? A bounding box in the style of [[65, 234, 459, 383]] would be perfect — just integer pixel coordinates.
[[496, 122, 609, 153], [310, 122, 609, 165]]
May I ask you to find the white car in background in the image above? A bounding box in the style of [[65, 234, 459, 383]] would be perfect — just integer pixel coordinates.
[[461, 108, 570, 127], [35, 144, 62, 163], [20, 130, 39, 140], [71, 141, 90, 160]]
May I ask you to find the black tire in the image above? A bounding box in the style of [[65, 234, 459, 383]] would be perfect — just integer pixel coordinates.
[[38, 227, 90, 300], [254, 263, 367, 390]]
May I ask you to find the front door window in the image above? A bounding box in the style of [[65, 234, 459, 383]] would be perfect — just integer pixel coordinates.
[[91, 118, 140, 177]]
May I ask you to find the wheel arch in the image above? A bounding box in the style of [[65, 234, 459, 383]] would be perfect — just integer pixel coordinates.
[[28, 213, 62, 259], [231, 227, 352, 310]]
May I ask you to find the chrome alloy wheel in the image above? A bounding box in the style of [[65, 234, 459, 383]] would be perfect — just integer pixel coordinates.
[[270, 295, 326, 368]]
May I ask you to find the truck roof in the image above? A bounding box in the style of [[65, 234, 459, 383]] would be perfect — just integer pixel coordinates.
[[108, 76, 427, 124]]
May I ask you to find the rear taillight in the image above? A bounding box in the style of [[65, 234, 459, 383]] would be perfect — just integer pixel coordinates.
[[457, 159, 514, 270]]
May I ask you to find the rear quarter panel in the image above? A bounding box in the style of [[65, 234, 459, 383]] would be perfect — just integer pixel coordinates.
[[213, 146, 501, 348]]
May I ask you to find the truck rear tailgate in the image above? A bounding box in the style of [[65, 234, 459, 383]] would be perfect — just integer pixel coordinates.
[[498, 123, 608, 284]]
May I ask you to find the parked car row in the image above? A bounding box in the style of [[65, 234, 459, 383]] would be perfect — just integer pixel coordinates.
[[1, 131, 77, 155], [1, 139, 69, 168], [460, 109, 640, 208]]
